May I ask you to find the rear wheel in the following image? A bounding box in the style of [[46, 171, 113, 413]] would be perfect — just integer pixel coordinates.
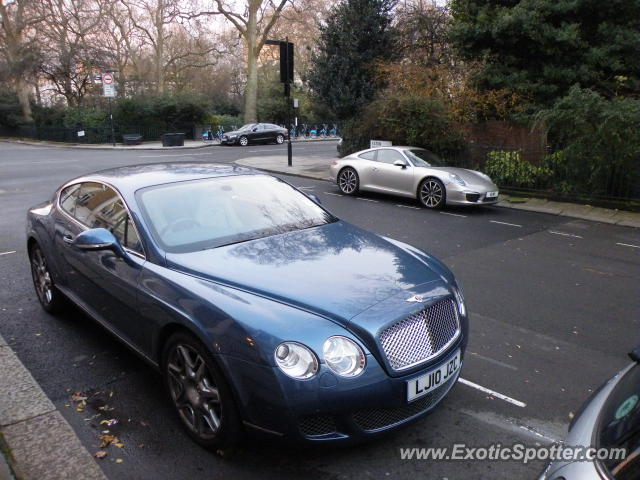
[[275, 134, 284, 144], [162, 332, 242, 450], [239, 136, 249, 147], [337, 167, 359, 195], [418, 178, 446, 209], [29, 243, 66, 313]]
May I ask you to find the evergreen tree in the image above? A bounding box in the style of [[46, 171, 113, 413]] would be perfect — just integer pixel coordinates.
[[308, 0, 396, 121], [449, 0, 640, 108]]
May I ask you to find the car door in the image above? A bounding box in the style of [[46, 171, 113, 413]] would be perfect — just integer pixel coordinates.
[[250, 124, 266, 142], [354, 150, 379, 190], [60, 181, 146, 345], [371, 149, 415, 194]]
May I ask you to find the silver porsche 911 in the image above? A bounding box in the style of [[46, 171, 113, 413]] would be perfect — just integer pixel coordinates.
[[329, 146, 499, 209]]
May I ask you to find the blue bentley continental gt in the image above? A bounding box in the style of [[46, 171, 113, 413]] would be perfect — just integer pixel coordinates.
[[26, 163, 468, 449]]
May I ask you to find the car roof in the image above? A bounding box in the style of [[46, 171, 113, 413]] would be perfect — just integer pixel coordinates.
[[61, 163, 262, 199]]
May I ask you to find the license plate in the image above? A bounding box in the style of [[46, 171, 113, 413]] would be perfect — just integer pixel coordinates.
[[486, 191, 498, 198], [407, 349, 461, 402]]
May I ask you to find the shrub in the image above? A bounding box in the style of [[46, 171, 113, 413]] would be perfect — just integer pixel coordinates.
[[484, 150, 552, 188], [338, 92, 467, 163]]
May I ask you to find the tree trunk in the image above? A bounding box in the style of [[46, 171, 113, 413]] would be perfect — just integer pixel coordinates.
[[16, 77, 33, 123], [243, 4, 259, 122]]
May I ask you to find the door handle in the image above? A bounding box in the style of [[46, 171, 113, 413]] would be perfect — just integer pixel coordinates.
[[62, 234, 75, 244]]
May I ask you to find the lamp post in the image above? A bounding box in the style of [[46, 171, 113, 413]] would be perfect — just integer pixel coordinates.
[[265, 38, 294, 167]]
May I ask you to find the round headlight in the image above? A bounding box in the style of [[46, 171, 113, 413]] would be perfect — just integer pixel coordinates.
[[449, 173, 467, 186], [274, 342, 318, 379], [322, 336, 366, 377]]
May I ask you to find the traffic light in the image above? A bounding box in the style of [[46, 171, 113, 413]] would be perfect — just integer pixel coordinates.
[[279, 42, 294, 84]]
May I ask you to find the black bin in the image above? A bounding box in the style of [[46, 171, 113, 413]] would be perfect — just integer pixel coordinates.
[[122, 133, 143, 145], [162, 133, 185, 147]]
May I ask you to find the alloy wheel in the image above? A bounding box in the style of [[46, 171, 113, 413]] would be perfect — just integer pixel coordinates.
[[31, 247, 53, 306], [276, 134, 284, 144], [338, 169, 358, 194], [239, 136, 248, 146], [420, 179, 444, 208], [167, 344, 222, 440]]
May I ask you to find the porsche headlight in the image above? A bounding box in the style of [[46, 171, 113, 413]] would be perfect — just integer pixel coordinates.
[[323, 336, 366, 377], [449, 173, 466, 186], [453, 285, 466, 316], [274, 342, 318, 379]]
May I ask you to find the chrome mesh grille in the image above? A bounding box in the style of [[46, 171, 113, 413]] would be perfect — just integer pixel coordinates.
[[298, 415, 337, 437], [379, 298, 460, 371], [352, 372, 458, 432]]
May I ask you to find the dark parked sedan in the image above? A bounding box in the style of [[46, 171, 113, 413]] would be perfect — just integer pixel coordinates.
[[27, 163, 468, 449], [220, 123, 287, 146]]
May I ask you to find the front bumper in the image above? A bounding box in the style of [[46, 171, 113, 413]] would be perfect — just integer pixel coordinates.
[[219, 336, 467, 444], [445, 185, 499, 206]]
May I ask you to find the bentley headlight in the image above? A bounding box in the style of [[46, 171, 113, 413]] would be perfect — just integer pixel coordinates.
[[453, 285, 466, 316], [449, 173, 466, 186], [323, 336, 366, 377], [274, 342, 318, 379]]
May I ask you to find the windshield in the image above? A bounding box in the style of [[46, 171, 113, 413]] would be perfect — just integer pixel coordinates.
[[137, 175, 336, 253], [404, 149, 446, 167], [598, 363, 640, 480], [238, 123, 256, 131]]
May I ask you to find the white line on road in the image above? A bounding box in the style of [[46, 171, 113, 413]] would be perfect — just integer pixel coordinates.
[[323, 192, 343, 197], [0, 251, 16, 256], [248, 149, 281, 153], [357, 198, 378, 202], [137, 153, 212, 158], [549, 231, 583, 239], [459, 378, 527, 408], [297, 186, 315, 191], [440, 211, 467, 218], [469, 352, 518, 371], [396, 204, 421, 210], [490, 220, 522, 228], [616, 242, 640, 249]]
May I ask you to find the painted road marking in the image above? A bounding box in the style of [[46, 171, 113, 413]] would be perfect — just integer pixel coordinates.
[[0, 251, 16, 256], [616, 242, 640, 249], [440, 212, 467, 218], [490, 220, 522, 228], [469, 352, 518, 371], [396, 204, 421, 210], [357, 198, 378, 202], [549, 231, 583, 239], [459, 378, 527, 408], [297, 186, 315, 191], [138, 153, 211, 158], [323, 192, 343, 197]]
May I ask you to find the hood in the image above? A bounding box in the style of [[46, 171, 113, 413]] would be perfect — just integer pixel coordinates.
[[165, 221, 447, 322], [430, 167, 496, 188]]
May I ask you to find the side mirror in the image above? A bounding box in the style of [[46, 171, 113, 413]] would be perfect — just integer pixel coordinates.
[[394, 160, 408, 168], [74, 228, 118, 251], [307, 194, 322, 205], [252, 127, 258, 132]]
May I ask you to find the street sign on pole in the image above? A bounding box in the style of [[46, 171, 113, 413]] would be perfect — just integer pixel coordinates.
[[103, 84, 116, 97], [102, 72, 114, 84]]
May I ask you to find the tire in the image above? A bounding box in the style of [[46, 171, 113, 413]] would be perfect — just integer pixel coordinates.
[[29, 243, 66, 314], [418, 177, 446, 209], [275, 134, 284, 144], [337, 167, 359, 195], [162, 332, 242, 450], [239, 136, 249, 147]]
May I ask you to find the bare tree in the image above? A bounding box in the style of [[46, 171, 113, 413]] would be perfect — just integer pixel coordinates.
[[0, 0, 44, 121], [190, 0, 291, 122]]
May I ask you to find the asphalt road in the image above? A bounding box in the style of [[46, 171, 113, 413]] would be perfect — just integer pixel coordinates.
[[1, 140, 638, 480]]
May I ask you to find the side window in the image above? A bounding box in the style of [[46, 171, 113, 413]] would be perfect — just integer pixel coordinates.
[[358, 151, 377, 161], [59, 184, 81, 216], [75, 182, 144, 255], [377, 149, 406, 164]]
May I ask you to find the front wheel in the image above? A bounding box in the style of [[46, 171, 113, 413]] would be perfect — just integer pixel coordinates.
[[337, 167, 359, 195], [239, 136, 249, 147], [418, 178, 446, 209], [275, 134, 284, 144], [29, 243, 66, 313], [162, 332, 242, 450]]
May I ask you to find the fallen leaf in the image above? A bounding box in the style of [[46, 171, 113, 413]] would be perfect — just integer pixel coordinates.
[[94, 451, 107, 459], [98, 405, 114, 412], [100, 419, 118, 426], [115, 459, 124, 464], [114, 442, 124, 448], [99, 435, 119, 447], [71, 393, 87, 402]]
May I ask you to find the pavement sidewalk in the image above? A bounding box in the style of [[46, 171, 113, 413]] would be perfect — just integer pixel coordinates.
[[0, 332, 106, 480], [0, 136, 338, 151], [235, 155, 640, 228]]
